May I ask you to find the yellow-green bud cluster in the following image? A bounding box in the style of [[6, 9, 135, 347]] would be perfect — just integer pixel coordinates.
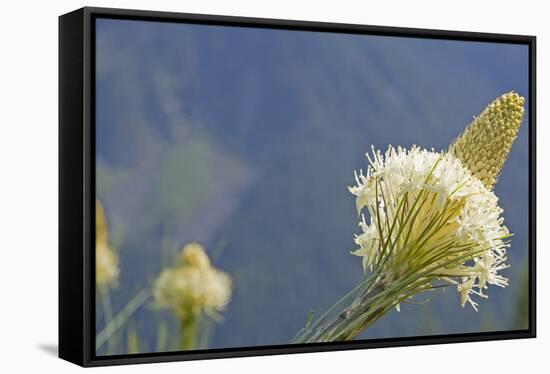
[[448, 92, 525, 189]]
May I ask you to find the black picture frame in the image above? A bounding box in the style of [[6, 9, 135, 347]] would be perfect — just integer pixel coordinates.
[[59, 6, 537, 367]]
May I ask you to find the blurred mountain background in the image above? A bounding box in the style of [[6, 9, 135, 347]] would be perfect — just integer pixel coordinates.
[[95, 18, 530, 354]]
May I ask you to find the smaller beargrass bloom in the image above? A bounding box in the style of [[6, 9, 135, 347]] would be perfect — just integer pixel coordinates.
[[154, 243, 232, 319], [153, 243, 232, 349]]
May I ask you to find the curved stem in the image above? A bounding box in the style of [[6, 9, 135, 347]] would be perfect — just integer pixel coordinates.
[[293, 275, 390, 343], [96, 288, 151, 351]]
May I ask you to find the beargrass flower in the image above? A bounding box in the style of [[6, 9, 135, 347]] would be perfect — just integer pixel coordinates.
[[153, 243, 232, 349], [293, 92, 524, 343], [96, 200, 119, 287]]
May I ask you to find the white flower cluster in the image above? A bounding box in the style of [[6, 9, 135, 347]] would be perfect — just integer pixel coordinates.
[[349, 145, 510, 310]]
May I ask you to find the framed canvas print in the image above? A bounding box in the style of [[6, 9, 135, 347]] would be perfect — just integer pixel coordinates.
[[59, 6, 536, 367]]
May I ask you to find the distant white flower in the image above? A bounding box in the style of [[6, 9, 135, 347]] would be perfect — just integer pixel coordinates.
[[349, 145, 510, 310], [153, 243, 232, 319]]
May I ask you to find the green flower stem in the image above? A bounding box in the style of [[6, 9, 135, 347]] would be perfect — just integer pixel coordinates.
[[181, 314, 198, 350], [293, 242, 485, 343], [293, 275, 390, 343]]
